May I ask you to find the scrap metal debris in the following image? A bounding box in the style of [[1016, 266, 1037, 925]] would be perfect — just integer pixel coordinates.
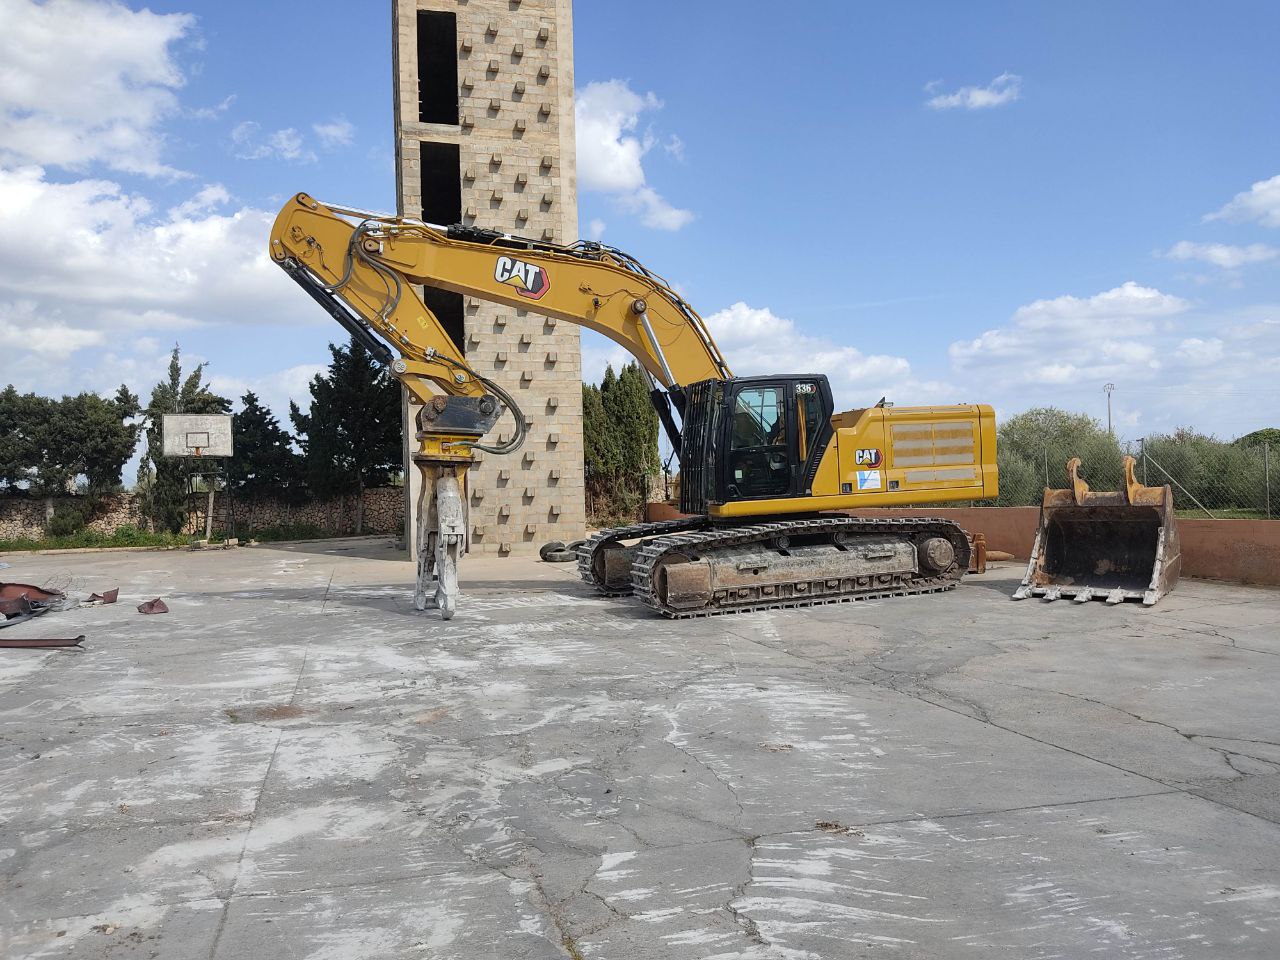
[[137, 598, 169, 615], [0, 582, 68, 629], [87, 588, 119, 604], [0, 635, 85, 649]]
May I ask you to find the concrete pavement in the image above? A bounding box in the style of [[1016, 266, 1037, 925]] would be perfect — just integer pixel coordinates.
[[2, 540, 1278, 958]]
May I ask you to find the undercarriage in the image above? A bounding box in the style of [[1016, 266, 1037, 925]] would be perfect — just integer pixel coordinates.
[[577, 516, 971, 618]]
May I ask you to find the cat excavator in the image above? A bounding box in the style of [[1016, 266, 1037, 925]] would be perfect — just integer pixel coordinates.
[[269, 193, 998, 619]]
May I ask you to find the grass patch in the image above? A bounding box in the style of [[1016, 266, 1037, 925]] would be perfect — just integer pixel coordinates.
[[0, 524, 188, 553]]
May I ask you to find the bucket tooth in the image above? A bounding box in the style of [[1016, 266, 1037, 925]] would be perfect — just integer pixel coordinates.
[[1015, 456, 1181, 608]]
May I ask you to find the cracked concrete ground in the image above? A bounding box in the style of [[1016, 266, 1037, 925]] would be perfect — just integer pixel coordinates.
[[2, 540, 1279, 959]]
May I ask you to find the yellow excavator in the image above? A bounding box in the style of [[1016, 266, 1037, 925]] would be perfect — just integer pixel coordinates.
[[269, 194, 998, 618]]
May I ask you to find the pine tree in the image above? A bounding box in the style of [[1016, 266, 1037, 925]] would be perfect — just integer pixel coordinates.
[[230, 391, 300, 497], [138, 346, 231, 533], [290, 338, 402, 534]]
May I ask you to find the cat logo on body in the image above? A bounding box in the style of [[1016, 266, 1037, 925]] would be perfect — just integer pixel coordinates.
[[494, 256, 550, 300], [855, 448, 882, 467]]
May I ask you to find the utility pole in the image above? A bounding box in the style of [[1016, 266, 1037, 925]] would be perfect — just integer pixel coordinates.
[[1104, 383, 1115, 435]]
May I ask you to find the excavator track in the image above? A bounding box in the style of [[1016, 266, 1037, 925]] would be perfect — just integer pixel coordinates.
[[576, 517, 711, 595], [628, 517, 970, 618]]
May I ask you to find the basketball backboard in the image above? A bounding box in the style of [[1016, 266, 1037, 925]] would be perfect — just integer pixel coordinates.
[[161, 414, 233, 458]]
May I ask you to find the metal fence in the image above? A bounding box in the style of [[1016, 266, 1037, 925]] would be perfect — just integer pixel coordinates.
[[1130, 439, 1272, 520], [992, 439, 1273, 519]]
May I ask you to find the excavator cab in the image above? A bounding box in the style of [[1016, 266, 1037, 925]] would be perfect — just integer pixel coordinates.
[[678, 375, 834, 514]]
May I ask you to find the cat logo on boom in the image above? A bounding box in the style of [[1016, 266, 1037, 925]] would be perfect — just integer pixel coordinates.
[[494, 255, 550, 300]]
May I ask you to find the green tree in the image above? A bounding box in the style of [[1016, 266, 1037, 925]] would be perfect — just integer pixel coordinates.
[[230, 391, 300, 497], [581, 381, 616, 518], [1236, 427, 1280, 450], [230, 391, 303, 530], [0, 386, 139, 498], [137, 346, 231, 533], [0, 386, 47, 492], [582, 362, 660, 522], [290, 338, 402, 533], [995, 407, 1124, 505], [1143, 428, 1266, 515]]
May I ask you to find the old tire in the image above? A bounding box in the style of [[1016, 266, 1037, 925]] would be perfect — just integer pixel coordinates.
[[540, 539, 584, 563]]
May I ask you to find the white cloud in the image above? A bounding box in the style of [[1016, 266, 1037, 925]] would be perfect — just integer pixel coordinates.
[[313, 116, 355, 148], [1226, 316, 1280, 340], [232, 121, 316, 163], [950, 282, 1188, 386], [1011, 281, 1188, 333], [0, 0, 193, 177], [1163, 240, 1279, 270], [704, 302, 955, 406], [0, 302, 106, 355], [576, 79, 692, 232], [1206, 173, 1280, 228], [0, 166, 325, 400], [664, 134, 685, 162], [926, 72, 1022, 111], [944, 283, 1280, 438], [209, 363, 326, 424], [587, 218, 606, 241], [619, 186, 695, 231], [190, 94, 236, 121], [1175, 337, 1224, 365], [167, 183, 231, 221]]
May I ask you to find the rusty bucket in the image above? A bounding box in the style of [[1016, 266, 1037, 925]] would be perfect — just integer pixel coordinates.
[[1013, 456, 1180, 606]]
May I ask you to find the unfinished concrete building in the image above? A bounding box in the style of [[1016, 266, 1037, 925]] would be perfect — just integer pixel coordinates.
[[392, 0, 585, 555]]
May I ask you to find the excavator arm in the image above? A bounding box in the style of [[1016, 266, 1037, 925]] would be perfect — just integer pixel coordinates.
[[269, 193, 731, 619], [269, 193, 730, 413]]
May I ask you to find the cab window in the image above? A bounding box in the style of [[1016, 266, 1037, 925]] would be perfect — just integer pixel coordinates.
[[728, 386, 790, 498]]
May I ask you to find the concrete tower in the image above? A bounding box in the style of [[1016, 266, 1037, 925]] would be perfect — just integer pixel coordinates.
[[392, 0, 585, 556]]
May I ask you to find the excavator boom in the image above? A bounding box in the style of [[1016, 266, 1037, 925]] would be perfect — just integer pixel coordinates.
[[270, 194, 729, 407]]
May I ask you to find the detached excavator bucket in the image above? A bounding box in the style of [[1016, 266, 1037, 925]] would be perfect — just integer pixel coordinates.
[[1013, 456, 1180, 606]]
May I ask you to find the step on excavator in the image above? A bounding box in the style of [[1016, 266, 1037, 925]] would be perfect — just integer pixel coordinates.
[[269, 194, 999, 618]]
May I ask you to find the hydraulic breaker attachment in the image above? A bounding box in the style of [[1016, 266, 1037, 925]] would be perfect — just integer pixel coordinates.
[[1014, 456, 1180, 606], [414, 465, 467, 620]]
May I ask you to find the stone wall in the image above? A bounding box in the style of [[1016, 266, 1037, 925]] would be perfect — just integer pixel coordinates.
[[200, 487, 406, 537], [0, 488, 409, 541], [0, 494, 147, 542]]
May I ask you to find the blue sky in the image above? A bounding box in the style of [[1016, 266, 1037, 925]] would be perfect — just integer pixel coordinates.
[[2, 0, 1279, 445]]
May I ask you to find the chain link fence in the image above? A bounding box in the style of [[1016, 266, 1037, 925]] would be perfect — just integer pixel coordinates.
[[1130, 438, 1273, 520], [990, 434, 1273, 519]]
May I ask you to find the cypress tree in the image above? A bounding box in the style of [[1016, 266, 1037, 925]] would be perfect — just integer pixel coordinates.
[[290, 338, 402, 533]]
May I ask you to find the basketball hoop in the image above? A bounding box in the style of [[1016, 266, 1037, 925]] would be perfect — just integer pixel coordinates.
[[162, 420, 226, 460]]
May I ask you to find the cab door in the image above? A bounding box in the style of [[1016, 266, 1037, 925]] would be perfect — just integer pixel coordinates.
[[724, 382, 795, 501]]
